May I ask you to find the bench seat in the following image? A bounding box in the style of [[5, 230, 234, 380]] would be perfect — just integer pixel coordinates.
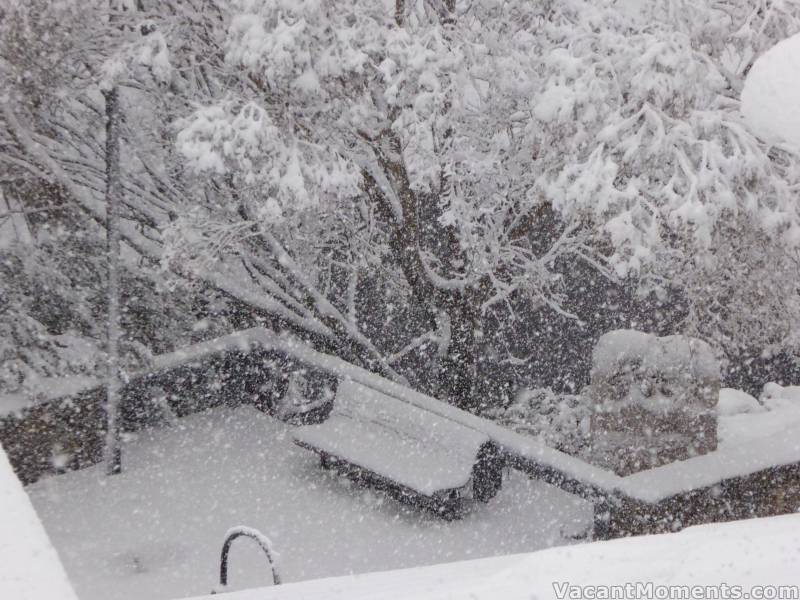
[[293, 380, 491, 498]]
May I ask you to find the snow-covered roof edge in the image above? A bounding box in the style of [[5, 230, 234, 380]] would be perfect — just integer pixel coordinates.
[[0, 444, 79, 600]]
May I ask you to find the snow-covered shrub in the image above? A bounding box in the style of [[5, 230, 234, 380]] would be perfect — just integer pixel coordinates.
[[0, 316, 103, 397], [0, 230, 205, 399], [485, 387, 591, 457], [0, 235, 105, 396]]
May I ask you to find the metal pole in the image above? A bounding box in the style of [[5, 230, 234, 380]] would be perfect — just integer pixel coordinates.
[[103, 83, 123, 476]]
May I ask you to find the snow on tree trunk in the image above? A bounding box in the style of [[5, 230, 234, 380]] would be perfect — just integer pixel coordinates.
[[103, 84, 123, 476], [438, 295, 482, 412], [587, 330, 720, 476]]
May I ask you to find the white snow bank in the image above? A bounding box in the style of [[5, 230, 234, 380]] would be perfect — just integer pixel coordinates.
[[716, 386, 800, 448], [186, 512, 800, 600], [718, 403, 800, 448], [716, 388, 764, 416], [742, 33, 800, 148], [760, 382, 800, 410], [0, 444, 78, 600]]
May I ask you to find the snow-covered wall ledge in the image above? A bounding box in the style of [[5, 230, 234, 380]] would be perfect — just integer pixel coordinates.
[[0, 443, 78, 600]]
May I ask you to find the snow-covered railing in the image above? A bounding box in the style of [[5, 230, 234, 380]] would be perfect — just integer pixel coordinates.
[[212, 526, 280, 594]]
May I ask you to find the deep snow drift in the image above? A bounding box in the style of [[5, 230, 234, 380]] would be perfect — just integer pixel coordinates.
[[26, 405, 591, 600]]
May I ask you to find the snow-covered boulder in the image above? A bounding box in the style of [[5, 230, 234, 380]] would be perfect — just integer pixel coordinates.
[[760, 382, 800, 411], [717, 388, 765, 417], [588, 330, 720, 475]]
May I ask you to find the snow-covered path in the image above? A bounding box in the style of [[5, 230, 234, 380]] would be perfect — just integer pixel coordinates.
[[26, 406, 591, 600]]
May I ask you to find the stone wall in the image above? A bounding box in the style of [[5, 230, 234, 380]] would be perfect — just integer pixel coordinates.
[[0, 349, 330, 484], [595, 462, 800, 539], [0, 355, 249, 484]]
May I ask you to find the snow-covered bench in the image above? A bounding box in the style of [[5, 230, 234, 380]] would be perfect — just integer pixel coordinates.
[[293, 379, 504, 519]]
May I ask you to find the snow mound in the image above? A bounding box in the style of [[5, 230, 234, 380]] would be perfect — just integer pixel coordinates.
[[717, 388, 765, 416], [742, 33, 800, 148], [760, 382, 800, 411]]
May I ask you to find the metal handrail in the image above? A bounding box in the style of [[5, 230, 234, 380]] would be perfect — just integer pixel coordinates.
[[212, 526, 280, 594]]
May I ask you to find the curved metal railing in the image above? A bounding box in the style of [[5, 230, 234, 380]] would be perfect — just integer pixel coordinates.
[[212, 526, 280, 594]]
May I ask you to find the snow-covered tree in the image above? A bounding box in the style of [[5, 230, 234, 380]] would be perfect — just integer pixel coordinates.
[[170, 0, 800, 403], [2, 0, 799, 411]]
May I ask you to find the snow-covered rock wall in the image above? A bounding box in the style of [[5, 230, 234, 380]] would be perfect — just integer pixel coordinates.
[[588, 330, 720, 475]]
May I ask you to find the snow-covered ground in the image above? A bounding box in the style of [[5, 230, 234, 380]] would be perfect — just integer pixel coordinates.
[[21, 385, 800, 600], [26, 405, 591, 600], [187, 512, 800, 600]]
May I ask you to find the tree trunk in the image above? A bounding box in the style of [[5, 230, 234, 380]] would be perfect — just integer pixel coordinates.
[[438, 295, 482, 412], [103, 84, 123, 476]]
